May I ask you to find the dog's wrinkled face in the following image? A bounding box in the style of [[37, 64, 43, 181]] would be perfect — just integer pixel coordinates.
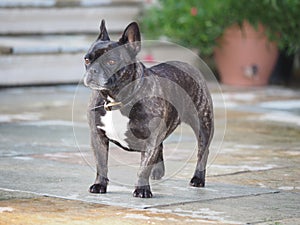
[[83, 20, 141, 90]]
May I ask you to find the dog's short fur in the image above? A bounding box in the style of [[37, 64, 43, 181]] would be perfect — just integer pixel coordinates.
[[83, 20, 214, 198]]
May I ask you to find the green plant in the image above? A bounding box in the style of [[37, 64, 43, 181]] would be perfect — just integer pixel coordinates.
[[140, 0, 300, 56]]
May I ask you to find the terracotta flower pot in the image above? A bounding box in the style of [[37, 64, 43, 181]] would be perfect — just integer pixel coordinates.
[[214, 21, 279, 86]]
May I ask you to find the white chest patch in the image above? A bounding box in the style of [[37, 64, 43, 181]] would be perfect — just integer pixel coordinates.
[[97, 107, 130, 149]]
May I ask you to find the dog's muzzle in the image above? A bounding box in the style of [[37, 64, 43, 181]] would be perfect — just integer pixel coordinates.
[[83, 68, 110, 90]]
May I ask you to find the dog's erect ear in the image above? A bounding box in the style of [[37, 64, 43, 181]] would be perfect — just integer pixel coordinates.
[[97, 19, 110, 41], [119, 22, 141, 54]]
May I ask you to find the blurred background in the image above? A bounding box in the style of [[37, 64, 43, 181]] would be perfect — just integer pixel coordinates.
[[0, 0, 146, 86], [1, 0, 300, 87], [0, 2, 300, 223]]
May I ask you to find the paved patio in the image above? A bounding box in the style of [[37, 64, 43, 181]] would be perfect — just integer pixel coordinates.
[[0, 84, 299, 224]]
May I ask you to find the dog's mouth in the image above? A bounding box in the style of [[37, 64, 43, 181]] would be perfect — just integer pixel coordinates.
[[83, 81, 109, 91], [89, 85, 109, 91], [83, 73, 111, 91]]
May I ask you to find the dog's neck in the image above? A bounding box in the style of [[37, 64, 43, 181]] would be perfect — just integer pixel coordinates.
[[99, 61, 145, 110]]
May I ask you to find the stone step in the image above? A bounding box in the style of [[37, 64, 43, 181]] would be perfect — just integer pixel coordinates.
[[0, 6, 141, 35], [0, 42, 202, 86], [0, 0, 151, 86], [0, 0, 143, 8], [0, 35, 102, 55], [0, 53, 85, 86]]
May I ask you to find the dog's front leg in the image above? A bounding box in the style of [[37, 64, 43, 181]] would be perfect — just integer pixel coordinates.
[[133, 144, 162, 198], [89, 129, 109, 194]]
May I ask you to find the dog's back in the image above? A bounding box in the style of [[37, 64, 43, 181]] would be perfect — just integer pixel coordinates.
[[148, 61, 213, 126]]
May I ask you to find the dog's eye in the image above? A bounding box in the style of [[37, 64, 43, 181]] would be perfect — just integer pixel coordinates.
[[84, 58, 91, 65], [107, 59, 116, 65]]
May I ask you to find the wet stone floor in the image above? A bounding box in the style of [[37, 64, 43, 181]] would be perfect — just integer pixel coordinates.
[[0, 85, 299, 224]]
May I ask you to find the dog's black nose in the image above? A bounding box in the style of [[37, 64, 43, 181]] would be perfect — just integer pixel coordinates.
[[84, 58, 91, 65]]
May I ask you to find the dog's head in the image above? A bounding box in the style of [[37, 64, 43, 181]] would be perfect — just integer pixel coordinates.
[[83, 20, 141, 90]]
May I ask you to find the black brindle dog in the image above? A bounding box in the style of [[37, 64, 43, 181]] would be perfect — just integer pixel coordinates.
[[83, 20, 214, 198]]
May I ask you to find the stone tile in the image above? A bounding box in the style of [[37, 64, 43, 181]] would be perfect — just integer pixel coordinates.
[[156, 192, 300, 224], [0, 192, 226, 225], [207, 167, 300, 192], [0, 155, 277, 209]]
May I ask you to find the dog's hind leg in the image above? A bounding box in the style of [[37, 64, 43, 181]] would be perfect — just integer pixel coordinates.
[[190, 142, 209, 187], [150, 143, 165, 180], [190, 113, 214, 188]]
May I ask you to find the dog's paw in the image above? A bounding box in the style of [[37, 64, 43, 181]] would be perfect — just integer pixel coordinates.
[[189, 176, 205, 187], [151, 162, 165, 180], [133, 186, 153, 198], [89, 183, 107, 194]]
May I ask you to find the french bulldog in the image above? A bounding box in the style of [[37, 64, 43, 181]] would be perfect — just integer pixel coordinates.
[[83, 20, 214, 198]]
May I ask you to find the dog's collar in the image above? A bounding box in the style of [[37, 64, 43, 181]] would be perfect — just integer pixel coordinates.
[[103, 101, 123, 111], [90, 100, 123, 111], [90, 62, 145, 112]]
